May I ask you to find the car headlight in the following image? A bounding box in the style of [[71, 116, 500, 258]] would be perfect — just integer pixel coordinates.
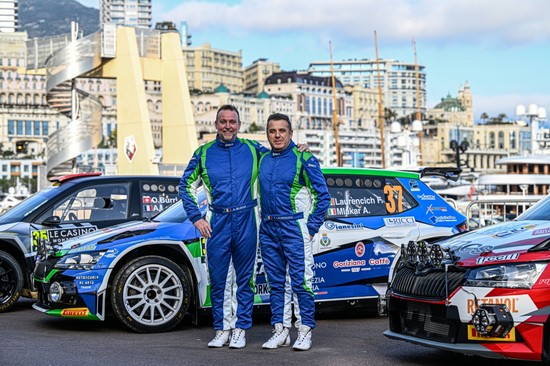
[[465, 262, 547, 289], [54, 251, 106, 270]]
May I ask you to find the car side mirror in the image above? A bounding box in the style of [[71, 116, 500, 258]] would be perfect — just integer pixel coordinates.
[[41, 215, 61, 226]]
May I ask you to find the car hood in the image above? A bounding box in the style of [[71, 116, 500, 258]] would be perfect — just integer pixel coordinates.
[[59, 219, 198, 253], [439, 220, 550, 266]]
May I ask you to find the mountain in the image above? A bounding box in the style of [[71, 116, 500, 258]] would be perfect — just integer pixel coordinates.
[[19, 0, 100, 38]]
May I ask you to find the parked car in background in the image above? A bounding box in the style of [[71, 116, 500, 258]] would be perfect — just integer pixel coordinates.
[[32, 167, 467, 332], [0, 173, 180, 312], [384, 192, 550, 362]]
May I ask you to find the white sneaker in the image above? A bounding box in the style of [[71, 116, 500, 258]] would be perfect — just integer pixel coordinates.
[[229, 328, 246, 349], [208, 330, 230, 348], [262, 323, 291, 349], [293, 325, 312, 351]]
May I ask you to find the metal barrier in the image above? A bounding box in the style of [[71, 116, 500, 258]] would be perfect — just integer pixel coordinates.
[[464, 196, 542, 230]]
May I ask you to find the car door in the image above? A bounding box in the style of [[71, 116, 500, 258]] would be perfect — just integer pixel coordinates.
[[311, 172, 421, 302]]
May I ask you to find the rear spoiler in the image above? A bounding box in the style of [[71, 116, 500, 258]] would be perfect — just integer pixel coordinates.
[[419, 167, 462, 182]]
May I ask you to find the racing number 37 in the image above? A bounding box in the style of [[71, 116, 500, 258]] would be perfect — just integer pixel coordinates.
[[384, 185, 403, 214]]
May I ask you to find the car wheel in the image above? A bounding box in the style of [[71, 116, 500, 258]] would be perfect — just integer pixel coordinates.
[[110, 255, 191, 333], [0, 250, 24, 312]]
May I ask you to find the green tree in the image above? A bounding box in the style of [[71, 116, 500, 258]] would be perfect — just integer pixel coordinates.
[[480, 112, 489, 124]]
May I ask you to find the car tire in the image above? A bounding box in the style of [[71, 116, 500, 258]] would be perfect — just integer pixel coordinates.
[[0, 250, 24, 312], [110, 255, 191, 333]]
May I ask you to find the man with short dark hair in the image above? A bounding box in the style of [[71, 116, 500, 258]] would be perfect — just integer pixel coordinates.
[[259, 112, 330, 351]]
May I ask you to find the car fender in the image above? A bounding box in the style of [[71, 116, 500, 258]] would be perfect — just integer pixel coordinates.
[[94, 239, 207, 301]]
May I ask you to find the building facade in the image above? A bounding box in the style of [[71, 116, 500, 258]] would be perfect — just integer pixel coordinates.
[[183, 43, 244, 93], [308, 58, 426, 120], [243, 58, 280, 95], [100, 0, 152, 28], [0, 0, 17, 33]]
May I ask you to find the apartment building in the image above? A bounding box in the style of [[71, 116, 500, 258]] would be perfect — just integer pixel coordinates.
[[0, 0, 17, 33], [183, 43, 244, 93], [308, 58, 426, 120], [243, 58, 280, 95], [100, 0, 152, 28]]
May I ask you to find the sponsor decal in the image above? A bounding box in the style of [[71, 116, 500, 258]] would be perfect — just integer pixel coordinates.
[[408, 180, 420, 191], [355, 242, 365, 257], [384, 216, 416, 227], [70, 243, 97, 253], [324, 221, 365, 231], [467, 325, 516, 341], [333, 259, 366, 268], [538, 278, 550, 286], [104, 248, 119, 258], [61, 308, 89, 317], [492, 224, 536, 238], [124, 135, 138, 163], [532, 228, 550, 236], [467, 297, 519, 314], [368, 258, 390, 266], [320, 233, 331, 247], [416, 193, 436, 201], [426, 204, 448, 215], [255, 283, 270, 295], [476, 253, 520, 265], [313, 262, 326, 269], [76, 274, 100, 286], [32, 226, 98, 247], [429, 215, 457, 224], [457, 242, 494, 255]]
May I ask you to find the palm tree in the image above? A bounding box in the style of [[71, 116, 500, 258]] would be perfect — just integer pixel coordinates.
[[480, 112, 489, 124]]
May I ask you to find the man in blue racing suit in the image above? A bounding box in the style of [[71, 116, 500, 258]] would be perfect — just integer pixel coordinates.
[[259, 113, 330, 351], [179, 105, 267, 349]]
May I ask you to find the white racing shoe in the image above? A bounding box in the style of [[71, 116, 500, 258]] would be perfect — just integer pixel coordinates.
[[208, 330, 230, 348], [229, 328, 246, 349], [262, 323, 291, 349], [293, 325, 312, 351]]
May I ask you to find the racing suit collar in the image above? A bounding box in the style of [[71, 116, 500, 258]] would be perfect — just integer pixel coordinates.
[[272, 140, 296, 157], [216, 135, 240, 148]]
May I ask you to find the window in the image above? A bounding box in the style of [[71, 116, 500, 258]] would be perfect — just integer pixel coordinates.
[[36, 183, 130, 223], [325, 174, 417, 218]]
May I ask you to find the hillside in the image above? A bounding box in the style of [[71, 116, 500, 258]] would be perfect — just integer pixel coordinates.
[[19, 0, 100, 38]]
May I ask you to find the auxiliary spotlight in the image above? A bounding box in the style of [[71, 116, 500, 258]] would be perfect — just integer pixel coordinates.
[[472, 304, 514, 337]]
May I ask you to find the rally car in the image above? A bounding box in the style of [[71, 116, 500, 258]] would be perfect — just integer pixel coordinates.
[[384, 192, 550, 362], [32, 167, 467, 333], [0, 173, 180, 312]]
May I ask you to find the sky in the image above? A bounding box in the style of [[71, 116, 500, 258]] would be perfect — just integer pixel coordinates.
[[77, 0, 550, 123]]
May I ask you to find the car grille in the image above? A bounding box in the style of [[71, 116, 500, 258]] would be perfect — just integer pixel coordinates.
[[391, 265, 466, 301], [388, 297, 461, 343]]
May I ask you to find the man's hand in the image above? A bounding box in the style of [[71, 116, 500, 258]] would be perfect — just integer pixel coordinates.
[[297, 143, 310, 152], [194, 218, 212, 238]]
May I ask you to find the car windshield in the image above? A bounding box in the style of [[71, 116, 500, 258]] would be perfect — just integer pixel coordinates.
[[0, 187, 59, 224], [154, 201, 188, 223], [516, 194, 550, 221], [154, 188, 207, 223]]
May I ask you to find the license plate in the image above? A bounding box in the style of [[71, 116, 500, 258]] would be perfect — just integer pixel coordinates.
[[467, 325, 516, 341]]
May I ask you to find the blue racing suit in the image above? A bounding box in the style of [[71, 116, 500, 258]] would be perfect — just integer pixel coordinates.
[[258, 141, 330, 329], [179, 136, 267, 331]]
